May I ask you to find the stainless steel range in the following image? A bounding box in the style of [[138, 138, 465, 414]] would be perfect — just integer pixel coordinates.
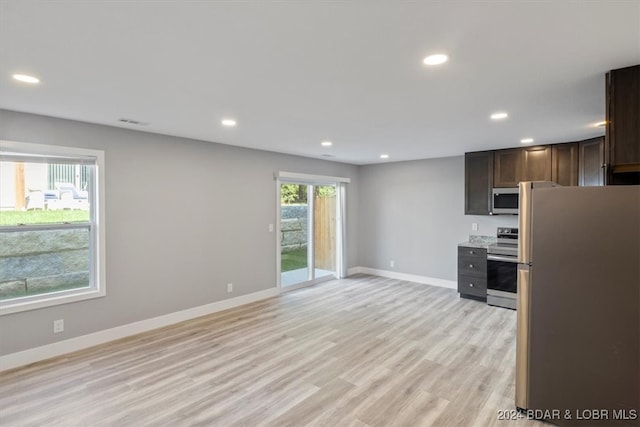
[[486, 227, 518, 309]]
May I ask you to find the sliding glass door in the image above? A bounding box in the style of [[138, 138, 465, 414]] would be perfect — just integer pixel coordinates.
[[280, 183, 310, 287], [279, 182, 338, 289]]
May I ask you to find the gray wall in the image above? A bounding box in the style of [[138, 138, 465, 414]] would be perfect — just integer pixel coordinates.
[[0, 109, 519, 357], [0, 110, 360, 355], [357, 156, 517, 281]]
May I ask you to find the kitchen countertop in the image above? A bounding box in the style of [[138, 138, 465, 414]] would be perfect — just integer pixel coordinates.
[[458, 235, 496, 249]]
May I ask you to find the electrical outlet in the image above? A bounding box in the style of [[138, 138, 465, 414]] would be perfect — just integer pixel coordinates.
[[268, 224, 274, 232], [227, 283, 233, 293], [472, 223, 479, 231], [53, 319, 64, 334], [390, 260, 395, 268]]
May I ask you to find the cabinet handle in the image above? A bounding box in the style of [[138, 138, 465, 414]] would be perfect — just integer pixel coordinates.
[[469, 264, 474, 268], [469, 283, 474, 288]]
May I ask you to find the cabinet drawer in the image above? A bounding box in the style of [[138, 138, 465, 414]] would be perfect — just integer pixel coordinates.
[[458, 246, 485, 257], [458, 255, 486, 275], [458, 274, 487, 298]]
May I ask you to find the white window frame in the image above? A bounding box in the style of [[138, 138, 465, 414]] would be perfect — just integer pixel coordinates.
[[0, 140, 106, 315]]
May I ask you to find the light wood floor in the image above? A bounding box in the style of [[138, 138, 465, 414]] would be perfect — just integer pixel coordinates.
[[0, 275, 549, 427]]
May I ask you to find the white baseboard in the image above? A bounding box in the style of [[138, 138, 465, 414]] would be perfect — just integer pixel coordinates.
[[347, 266, 457, 290], [0, 287, 279, 372], [347, 266, 364, 275]]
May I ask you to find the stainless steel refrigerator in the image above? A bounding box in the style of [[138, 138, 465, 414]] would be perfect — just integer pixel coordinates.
[[516, 182, 639, 426]]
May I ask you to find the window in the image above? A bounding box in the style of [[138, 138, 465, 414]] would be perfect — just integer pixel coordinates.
[[0, 141, 105, 314]]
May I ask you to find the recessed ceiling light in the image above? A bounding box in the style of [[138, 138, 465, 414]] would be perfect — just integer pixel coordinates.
[[221, 119, 237, 127], [490, 112, 509, 120], [321, 141, 333, 147], [12, 74, 40, 84], [380, 154, 389, 159], [594, 121, 606, 127], [423, 54, 448, 66], [520, 138, 534, 144]]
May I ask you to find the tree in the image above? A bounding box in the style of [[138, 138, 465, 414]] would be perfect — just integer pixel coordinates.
[[315, 186, 336, 198], [281, 184, 335, 204], [281, 184, 306, 204]]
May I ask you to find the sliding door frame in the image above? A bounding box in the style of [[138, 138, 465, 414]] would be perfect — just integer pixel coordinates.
[[275, 172, 349, 293]]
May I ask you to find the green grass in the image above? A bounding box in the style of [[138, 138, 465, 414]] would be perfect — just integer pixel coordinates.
[[281, 247, 307, 272], [0, 210, 89, 226], [0, 281, 89, 301]]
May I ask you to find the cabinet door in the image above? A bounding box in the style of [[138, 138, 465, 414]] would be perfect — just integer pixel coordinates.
[[494, 148, 522, 187], [465, 151, 493, 215], [552, 143, 578, 186], [522, 146, 552, 182], [607, 65, 640, 169], [579, 137, 604, 186], [457, 246, 487, 300]]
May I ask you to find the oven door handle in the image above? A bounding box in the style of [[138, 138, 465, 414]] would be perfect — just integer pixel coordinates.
[[487, 254, 518, 263]]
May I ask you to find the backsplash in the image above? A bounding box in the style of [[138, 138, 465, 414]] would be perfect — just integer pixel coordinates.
[[467, 216, 519, 238]]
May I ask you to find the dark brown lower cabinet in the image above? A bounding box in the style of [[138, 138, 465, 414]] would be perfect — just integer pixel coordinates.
[[458, 245, 487, 301], [579, 137, 604, 186]]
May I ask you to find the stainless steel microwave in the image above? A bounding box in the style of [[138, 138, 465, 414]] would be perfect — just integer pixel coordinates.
[[492, 187, 519, 214]]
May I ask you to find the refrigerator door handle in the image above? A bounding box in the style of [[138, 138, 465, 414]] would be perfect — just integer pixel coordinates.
[[516, 263, 531, 410]]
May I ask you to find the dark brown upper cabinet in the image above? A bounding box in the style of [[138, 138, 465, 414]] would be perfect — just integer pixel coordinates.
[[493, 148, 522, 187], [579, 137, 605, 186], [552, 143, 578, 186], [494, 146, 553, 187], [521, 145, 552, 182], [606, 64, 640, 183], [465, 151, 493, 215], [465, 139, 605, 214]]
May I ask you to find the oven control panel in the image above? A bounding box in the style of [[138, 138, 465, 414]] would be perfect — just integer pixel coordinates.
[[497, 227, 518, 244]]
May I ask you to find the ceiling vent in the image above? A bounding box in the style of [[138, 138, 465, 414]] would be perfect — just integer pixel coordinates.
[[118, 118, 149, 126]]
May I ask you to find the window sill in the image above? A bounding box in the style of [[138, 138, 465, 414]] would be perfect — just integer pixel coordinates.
[[0, 287, 105, 316]]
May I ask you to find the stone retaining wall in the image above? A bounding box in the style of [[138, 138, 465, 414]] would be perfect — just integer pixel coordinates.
[[281, 205, 307, 219], [281, 205, 307, 252], [0, 228, 90, 298]]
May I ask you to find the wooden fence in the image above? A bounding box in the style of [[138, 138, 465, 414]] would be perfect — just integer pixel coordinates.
[[313, 195, 336, 270]]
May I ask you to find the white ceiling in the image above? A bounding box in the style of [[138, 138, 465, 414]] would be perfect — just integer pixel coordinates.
[[1, 1, 639, 165]]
